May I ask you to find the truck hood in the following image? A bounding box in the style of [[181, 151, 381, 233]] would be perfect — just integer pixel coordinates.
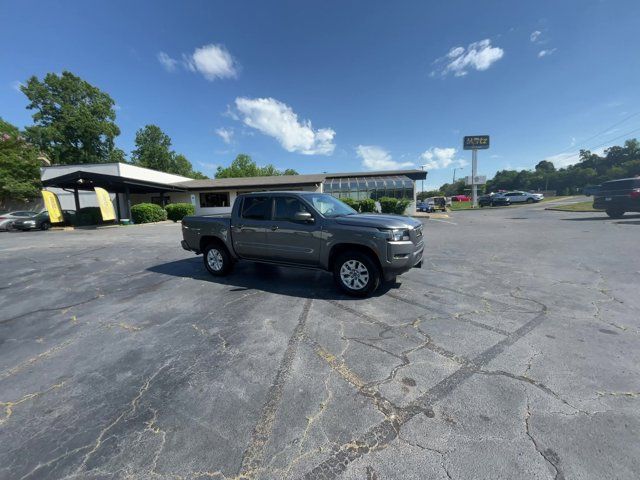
[[334, 214, 422, 230]]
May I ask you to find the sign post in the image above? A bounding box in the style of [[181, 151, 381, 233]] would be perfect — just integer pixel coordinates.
[[463, 135, 490, 208]]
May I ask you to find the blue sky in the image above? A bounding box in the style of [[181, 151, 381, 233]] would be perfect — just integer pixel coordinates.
[[2, 0, 640, 189]]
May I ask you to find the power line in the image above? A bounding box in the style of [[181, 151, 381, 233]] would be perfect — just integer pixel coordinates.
[[551, 111, 640, 157], [584, 126, 640, 152]]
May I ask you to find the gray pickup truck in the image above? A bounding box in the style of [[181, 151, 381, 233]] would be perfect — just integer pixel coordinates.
[[181, 191, 424, 296]]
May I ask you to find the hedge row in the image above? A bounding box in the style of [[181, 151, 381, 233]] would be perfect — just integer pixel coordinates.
[[131, 203, 167, 224], [165, 203, 195, 222], [340, 197, 410, 215]]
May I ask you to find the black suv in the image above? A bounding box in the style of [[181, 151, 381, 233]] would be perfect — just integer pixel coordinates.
[[593, 177, 640, 218], [479, 193, 511, 207]]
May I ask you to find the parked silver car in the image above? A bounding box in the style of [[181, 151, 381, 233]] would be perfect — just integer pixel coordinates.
[[0, 211, 38, 230], [502, 191, 544, 203]]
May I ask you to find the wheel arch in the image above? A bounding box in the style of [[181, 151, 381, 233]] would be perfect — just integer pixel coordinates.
[[328, 243, 383, 274], [200, 235, 231, 256]]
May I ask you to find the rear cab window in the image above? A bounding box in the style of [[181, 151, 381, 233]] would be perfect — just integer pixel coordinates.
[[241, 196, 271, 220]]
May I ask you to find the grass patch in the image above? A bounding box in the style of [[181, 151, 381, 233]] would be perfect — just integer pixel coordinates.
[[546, 201, 602, 212]]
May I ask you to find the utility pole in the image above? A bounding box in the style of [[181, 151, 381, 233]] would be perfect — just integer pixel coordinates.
[[453, 167, 463, 183], [471, 148, 478, 208]]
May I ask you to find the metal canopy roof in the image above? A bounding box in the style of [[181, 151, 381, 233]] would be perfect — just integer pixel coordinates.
[[174, 169, 426, 191], [42, 170, 187, 194]]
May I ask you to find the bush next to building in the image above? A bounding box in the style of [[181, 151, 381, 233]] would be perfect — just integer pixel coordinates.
[[77, 207, 104, 226], [131, 203, 167, 224], [165, 202, 195, 222], [379, 197, 411, 215], [359, 198, 376, 212], [340, 198, 360, 210]]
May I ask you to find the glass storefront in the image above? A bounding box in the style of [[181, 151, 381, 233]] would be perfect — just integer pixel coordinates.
[[322, 175, 414, 200]]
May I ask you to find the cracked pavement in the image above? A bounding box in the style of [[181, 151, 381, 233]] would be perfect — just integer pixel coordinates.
[[1, 206, 639, 479]]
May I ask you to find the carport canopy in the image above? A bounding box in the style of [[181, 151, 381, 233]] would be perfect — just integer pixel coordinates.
[[41, 170, 187, 194], [42, 170, 187, 218]]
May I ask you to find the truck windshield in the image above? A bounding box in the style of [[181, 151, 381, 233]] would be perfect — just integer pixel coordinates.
[[307, 194, 357, 218]]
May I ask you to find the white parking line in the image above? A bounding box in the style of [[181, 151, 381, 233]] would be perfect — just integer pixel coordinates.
[[430, 218, 458, 225]]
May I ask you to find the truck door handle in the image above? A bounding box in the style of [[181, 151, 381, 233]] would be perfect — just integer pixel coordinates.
[[270, 225, 278, 231]]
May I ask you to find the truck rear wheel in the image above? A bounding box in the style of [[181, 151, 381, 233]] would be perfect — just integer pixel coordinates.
[[203, 243, 233, 276], [333, 251, 380, 297]]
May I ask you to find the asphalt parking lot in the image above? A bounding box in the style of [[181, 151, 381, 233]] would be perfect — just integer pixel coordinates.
[[1, 204, 639, 480]]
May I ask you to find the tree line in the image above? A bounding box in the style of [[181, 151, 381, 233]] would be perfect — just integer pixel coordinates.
[[419, 139, 640, 199], [1, 70, 297, 205]]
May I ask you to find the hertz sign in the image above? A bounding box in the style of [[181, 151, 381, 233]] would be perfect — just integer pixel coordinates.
[[463, 135, 490, 150]]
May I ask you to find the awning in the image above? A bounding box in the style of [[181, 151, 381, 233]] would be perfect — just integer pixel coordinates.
[[42, 170, 188, 194]]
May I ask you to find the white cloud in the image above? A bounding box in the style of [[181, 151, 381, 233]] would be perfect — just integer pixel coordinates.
[[157, 52, 178, 72], [235, 97, 335, 155], [183, 44, 238, 80], [538, 48, 557, 58], [356, 145, 413, 171], [530, 30, 542, 43], [545, 147, 606, 168], [420, 147, 467, 170], [434, 39, 504, 77], [11, 80, 24, 92], [215, 127, 234, 144]]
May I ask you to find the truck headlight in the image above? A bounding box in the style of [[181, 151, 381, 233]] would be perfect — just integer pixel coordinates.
[[381, 228, 410, 241]]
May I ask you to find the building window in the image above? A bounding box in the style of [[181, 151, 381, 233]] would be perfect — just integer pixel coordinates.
[[323, 175, 414, 201], [200, 192, 230, 208]]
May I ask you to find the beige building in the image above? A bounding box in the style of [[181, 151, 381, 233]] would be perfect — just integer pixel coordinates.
[[42, 163, 426, 219]]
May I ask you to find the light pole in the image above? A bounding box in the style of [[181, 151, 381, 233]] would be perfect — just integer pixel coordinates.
[[420, 165, 427, 197], [453, 166, 464, 183]]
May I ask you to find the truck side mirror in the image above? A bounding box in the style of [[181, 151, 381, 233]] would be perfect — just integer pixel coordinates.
[[293, 211, 314, 223]]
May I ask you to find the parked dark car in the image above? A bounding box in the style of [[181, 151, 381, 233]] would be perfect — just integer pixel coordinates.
[[583, 185, 600, 196], [593, 177, 640, 218], [12, 210, 76, 231], [479, 193, 511, 207], [416, 201, 434, 212]]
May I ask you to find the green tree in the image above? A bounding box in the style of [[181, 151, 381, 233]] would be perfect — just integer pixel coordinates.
[[131, 125, 173, 172], [0, 118, 42, 204], [21, 71, 120, 164], [215, 154, 299, 178], [131, 125, 207, 179]]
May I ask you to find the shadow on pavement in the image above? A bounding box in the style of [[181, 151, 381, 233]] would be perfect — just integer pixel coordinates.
[[148, 257, 399, 300], [561, 214, 640, 222]]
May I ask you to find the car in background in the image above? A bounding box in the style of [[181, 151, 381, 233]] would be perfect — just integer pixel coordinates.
[[451, 194, 471, 202], [12, 210, 76, 231], [502, 191, 544, 203], [593, 177, 640, 218], [583, 185, 600, 196], [416, 201, 433, 212], [479, 193, 511, 207], [0, 211, 39, 230]]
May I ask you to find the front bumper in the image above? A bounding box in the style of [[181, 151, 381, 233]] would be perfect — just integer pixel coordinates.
[[181, 240, 193, 252], [383, 239, 424, 280]]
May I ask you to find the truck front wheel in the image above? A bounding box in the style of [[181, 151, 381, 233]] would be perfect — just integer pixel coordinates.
[[333, 251, 380, 297], [203, 243, 233, 276]]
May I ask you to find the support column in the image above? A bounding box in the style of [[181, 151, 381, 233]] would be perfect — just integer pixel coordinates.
[[125, 187, 132, 220], [115, 193, 122, 220], [73, 187, 81, 212], [471, 149, 478, 208]]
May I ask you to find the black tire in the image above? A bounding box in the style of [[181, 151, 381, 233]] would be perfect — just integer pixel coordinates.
[[40, 221, 51, 231], [203, 242, 233, 276], [605, 209, 625, 219], [333, 251, 381, 297], [526, 198, 534, 204]]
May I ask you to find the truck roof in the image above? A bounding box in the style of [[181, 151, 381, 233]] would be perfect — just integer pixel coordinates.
[[237, 191, 321, 196]]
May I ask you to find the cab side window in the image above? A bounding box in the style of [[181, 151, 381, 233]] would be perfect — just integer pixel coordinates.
[[273, 197, 309, 221], [241, 196, 271, 220]]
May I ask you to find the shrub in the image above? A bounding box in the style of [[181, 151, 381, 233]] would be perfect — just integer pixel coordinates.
[[76, 207, 103, 226], [131, 203, 167, 224], [379, 197, 411, 215], [359, 198, 376, 213], [340, 198, 360, 210], [165, 202, 195, 222]]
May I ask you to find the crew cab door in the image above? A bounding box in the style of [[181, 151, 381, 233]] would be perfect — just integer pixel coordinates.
[[264, 196, 321, 266], [231, 195, 271, 259]]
